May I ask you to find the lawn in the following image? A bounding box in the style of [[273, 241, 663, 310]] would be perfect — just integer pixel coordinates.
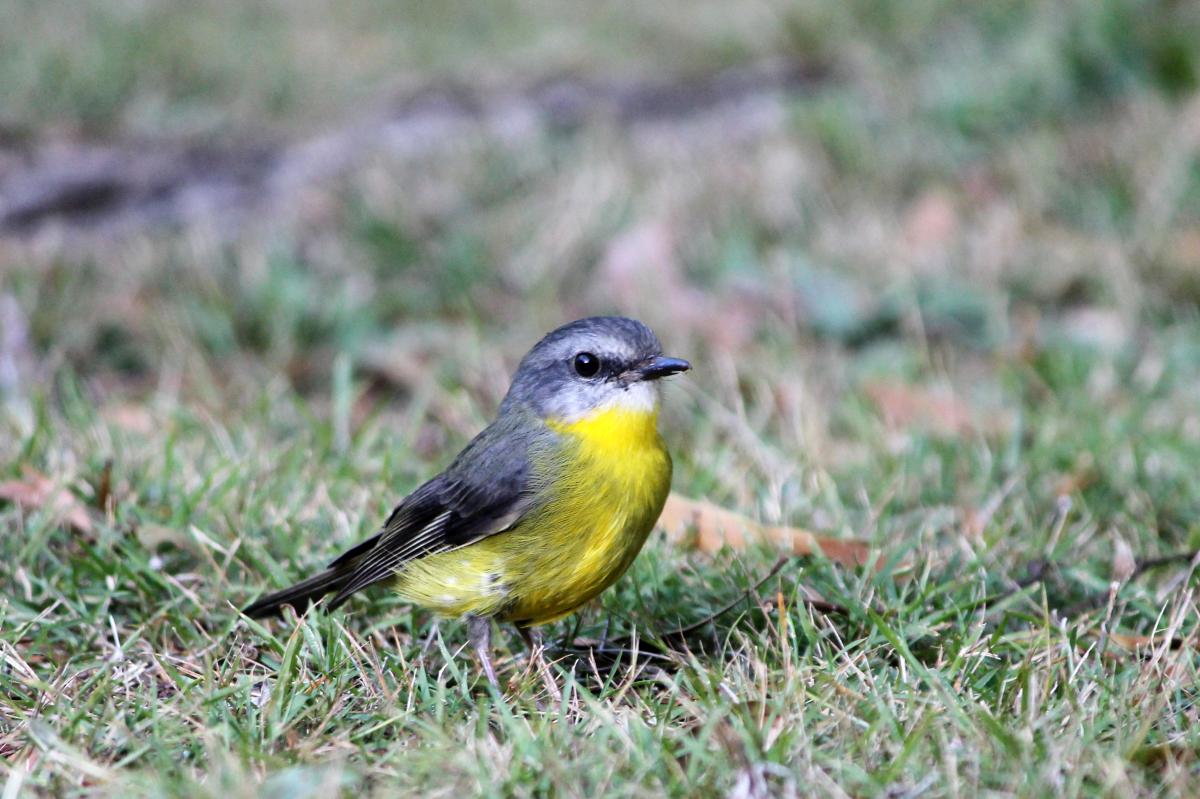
[[3, 1, 1200, 796]]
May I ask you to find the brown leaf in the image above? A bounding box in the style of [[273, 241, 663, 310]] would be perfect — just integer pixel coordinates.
[[1168, 229, 1200, 268], [0, 466, 93, 533], [903, 189, 959, 256], [596, 219, 760, 354], [658, 493, 872, 568], [1106, 632, 1194, 652], [103, 403, 155, 435], [1055, 453, 1097, 496], [865, 381, 975, 437]]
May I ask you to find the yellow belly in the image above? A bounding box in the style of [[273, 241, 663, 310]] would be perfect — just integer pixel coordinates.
[[393, 406, 672, 625]]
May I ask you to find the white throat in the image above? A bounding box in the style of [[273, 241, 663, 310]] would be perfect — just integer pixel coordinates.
[[600, 381, 658, 415]]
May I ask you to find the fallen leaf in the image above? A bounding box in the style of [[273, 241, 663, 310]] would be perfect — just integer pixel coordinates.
[[103, 403, 155, 435], [595, 219, 760, 354], [1168, 229, 1200, 269], [1105, 632, 1194, 652], [865, 381, 975, 437], [0, 466, 92, 534], [903, 189, 959, 257], [658, 493, 872, 568], [598, 221, 680, 305], [1055, 453, 1097, 496]]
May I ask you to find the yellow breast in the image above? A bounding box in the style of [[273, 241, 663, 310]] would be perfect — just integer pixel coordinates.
[[394, 404, 672, 625]]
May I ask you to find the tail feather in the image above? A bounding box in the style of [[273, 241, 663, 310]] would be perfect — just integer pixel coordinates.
[[241, 568, 347, 618]]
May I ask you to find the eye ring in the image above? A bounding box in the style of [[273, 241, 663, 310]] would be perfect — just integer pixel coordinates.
[[572, 351, 601, 378]]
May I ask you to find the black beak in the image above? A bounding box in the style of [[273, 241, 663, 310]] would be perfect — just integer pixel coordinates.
[[631, 355, 691, 381]]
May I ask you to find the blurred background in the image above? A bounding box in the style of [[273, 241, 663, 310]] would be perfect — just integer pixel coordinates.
[[6, 3, 1200, 792], [3, 0, 1200, 560]]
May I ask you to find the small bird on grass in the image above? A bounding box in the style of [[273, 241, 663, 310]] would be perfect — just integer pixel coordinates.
[[243, 316, 690, 689]]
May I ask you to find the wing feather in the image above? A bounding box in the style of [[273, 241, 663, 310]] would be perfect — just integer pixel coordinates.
[[322, 413, 545, 609]]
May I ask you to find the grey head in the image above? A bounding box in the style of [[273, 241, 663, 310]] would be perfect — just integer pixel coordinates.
[[500, 316, 690, 422]]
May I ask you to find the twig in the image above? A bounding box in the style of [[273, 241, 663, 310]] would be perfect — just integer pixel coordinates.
[[1133, 550, 1200, 580], [997, 549, 1200, 622]]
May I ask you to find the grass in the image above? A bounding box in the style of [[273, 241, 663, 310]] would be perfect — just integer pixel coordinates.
[[0, 0, 786, 139], [4, 0, 1200, 796]]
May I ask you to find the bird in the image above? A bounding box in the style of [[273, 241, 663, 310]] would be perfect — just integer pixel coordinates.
[[242, 316, 690, 688]]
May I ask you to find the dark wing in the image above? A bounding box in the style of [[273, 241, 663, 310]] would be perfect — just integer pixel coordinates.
[[242, 414, 543, 619], [324, 415, 539, 608]]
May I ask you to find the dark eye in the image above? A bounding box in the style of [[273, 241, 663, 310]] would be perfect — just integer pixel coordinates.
[[572, 352, 600, 378]]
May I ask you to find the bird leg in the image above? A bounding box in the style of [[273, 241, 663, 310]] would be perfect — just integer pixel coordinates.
[[467, 615, 499, 690], [516, 624, 562, 702], [516, 624, 538, 651]]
